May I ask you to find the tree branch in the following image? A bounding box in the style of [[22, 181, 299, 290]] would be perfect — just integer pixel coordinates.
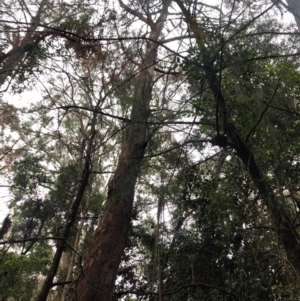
[[0, 236, 79, 254], [246, 78, 280, 143], [57, 105, 213, 126], [264, 102, 300, 116], [118, 0, 155, 28], [114, 282, 240, 300]]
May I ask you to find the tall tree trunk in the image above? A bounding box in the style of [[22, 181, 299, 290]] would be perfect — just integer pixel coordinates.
[[72, 3, 171, 300], [37, 120, 97, 301], [174, 0, 300, 277], [227, 129, 300, 275]]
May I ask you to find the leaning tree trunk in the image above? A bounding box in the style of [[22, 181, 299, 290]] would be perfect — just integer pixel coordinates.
[[37, 114, 98, 301], [202, 38, 300, 279], [227, 129, 300, 275], [71, 3, 171, 301], [36, 154, 93, 301], [174, 0, 300, 277]]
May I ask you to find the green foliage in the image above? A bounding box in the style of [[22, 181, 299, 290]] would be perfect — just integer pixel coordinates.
[[11, 156, 47, 195], [0, 245, 52, 300], [2, 0, 300, 300]]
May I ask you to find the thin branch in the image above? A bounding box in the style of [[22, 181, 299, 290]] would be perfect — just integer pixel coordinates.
[[244, 31, 300, 37], [245, 226, 274, 231], [0, 237, 79, 254], [161, 35, 195, 44], [143, 139, 212, 159], [51, 281, 73, 288], [246, 51, 300, 62], [226, 0, 279, 44], [246, 78, 280, 143], [58, 105, 129, 122], [264, 102, 300, 116], [57, 105, 213, 126], [0, 139, 20, 162], [118, 0, 154, 27], [114, 282, 240, 301], [154, 67, 182, 76], [0, 19, 186, 59]]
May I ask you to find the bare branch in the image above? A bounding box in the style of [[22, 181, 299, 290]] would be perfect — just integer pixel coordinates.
[[246, 78, 280, 143], [57, 105, 213, 126], [114, 282, 240, 301], [118, 0, 154, 27]]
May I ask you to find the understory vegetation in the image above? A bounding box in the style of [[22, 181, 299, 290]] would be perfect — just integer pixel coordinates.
[[1, 0, 300, 300]]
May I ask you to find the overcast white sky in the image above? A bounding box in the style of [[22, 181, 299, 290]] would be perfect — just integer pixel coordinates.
[[0, 0, 297, 223]]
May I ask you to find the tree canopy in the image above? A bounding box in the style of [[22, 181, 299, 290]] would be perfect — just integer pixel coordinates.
[[1, 0, 300, 300]]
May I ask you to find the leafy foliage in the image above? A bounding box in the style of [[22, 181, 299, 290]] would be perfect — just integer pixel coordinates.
[[1, 0, 300, 300]]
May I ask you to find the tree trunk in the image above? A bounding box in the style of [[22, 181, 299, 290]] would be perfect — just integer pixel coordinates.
[[227, 127, 300, 272], [174, 0, 300, 277], [36, 158, 92, 301], [72, 3, 171, 300], [37, 123, 97, 301], [205, 44, 300, 278]]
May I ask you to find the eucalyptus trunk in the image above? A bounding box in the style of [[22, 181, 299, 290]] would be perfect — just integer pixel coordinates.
[[71, 3, 170, 300]]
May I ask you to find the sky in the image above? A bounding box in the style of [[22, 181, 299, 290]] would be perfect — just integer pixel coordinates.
[[0, 0, 297, 223]]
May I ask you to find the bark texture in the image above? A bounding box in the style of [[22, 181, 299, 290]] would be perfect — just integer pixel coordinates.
[[0, 215, 12, 239], [72, 3, 170, 300]]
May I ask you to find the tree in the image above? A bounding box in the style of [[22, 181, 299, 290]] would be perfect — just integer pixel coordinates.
[[175, 0, 300, 277], [70, 2, 173, 300], [1, 0, 300, 300]]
